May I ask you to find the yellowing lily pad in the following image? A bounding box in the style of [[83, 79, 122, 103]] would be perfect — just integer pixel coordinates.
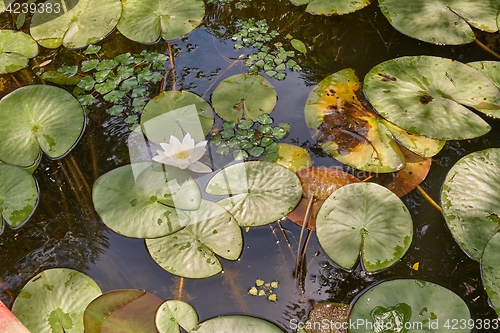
[[275, 143, 312, 172], [211, 73, 277, 122], [30, 0, 122, 49], [0, 30, 38, 74], [305, 68, 405, 172], [117, 0, 205, 43]]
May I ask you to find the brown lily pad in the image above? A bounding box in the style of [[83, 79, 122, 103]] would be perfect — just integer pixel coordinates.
[[287, 167, 360, 230], [371, 147, 432, 197], [304, 301, 351, 333]]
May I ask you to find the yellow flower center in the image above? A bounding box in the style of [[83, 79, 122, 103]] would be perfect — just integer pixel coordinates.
[[174, 150, 190, 159]]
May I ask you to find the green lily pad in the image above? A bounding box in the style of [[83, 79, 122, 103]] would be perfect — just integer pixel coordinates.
[[12, 268, 102, 333], [206, 161, 302, 226], [0, 164, 38, 230], [481, 232, 500, 317], [290, 0, 373, 15], [117, 0, 205, 43], [0, 30, 38, 74], [196, 315, 284, 333], [146, 200, 243, 278], [468, 61, 500, 89], [379, 0, 499, 45], [211, 73, 277, 122], [84, 289, 163, 333], [141, 91, 214, 144], [155, 300, 199, 333], [441, 148, 500, 261], [30, 0, 121, 49], [364, 56, 500, 140], [0, 85, 85, 167], [316, 182, 413, 271], [350, 279, 470, 332], [92, 162, 201, 239], [305, 68, 405, 172]]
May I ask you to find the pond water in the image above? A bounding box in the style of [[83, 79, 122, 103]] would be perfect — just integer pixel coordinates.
[[1, 0, 500, 332]]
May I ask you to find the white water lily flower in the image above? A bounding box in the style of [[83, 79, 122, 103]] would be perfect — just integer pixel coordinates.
[[152, 133, 212, 173]]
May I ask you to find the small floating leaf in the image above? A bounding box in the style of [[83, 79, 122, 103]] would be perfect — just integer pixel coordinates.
[[211, 73, 277, 122], [155, 300, 199, 333], [316, 182, 412, 271], [290, 0, 373, 15], [290, 39, 307, 55], [12, 268, 102, 333]]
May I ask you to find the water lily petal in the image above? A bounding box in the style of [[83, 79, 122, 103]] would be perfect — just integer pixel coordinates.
[[188, 161, 212, 173], [190, 143, 207, 161], [181, 133, 195, 148], [169, 135, 183, 152], [159, 143, 172, 151]]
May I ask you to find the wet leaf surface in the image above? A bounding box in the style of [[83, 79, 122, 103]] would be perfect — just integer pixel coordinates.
[[481, 232, 500, 317], [364, 56, 500, 140], [12, 268, 102, 333], [316, 182, 412, 271], [290, 0, 373, 15], [441, 148, 500, 261], [30, 0, 121, 49], [0, 85, 85, 167], [0, 30, 38, 74], [146, 200, 242, 278], [207, 161, 302, 226], [350, 280, 470, 333], [379, 0, 499, 45]]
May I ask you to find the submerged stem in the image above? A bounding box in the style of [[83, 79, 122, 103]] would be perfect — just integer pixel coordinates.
[[167, 42, 177, 91], [416, 185, 442, 212], [295, 196, 313, 278], [176, 277, 184, 300], [474, 38, 500, 60]]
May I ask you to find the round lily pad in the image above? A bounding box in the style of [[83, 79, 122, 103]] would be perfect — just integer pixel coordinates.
[[211, 73, 277, 122], [93, 162, 201, 239], [117, 0, 205, 43], [12, 268, 102, 333], [379, 0, 499, 45], [350, 279, 470, 333], [196, 315, 284, 333], [141, 91, 214, 144], [481, 232, 500, 317], [0, 164, 38, 230], [0, 85, 85, 167], [84, 289, 163, 333], [290, 0, 373, 15], [30, 0, 122, 49], [155, 300, 199, 333], [364, 56, 500, 140], [441, 148, 500, 261], [0, 30, 38, 74], [316, 182, 413, 271], [206, 161, 302, 226], [146, 200, 243, 278]]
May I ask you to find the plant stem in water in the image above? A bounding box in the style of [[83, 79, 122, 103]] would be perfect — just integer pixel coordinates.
[[416, 185, 442, 212]]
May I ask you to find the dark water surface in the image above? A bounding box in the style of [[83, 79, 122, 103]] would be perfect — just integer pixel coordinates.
[[1, 1, 500, 332]]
